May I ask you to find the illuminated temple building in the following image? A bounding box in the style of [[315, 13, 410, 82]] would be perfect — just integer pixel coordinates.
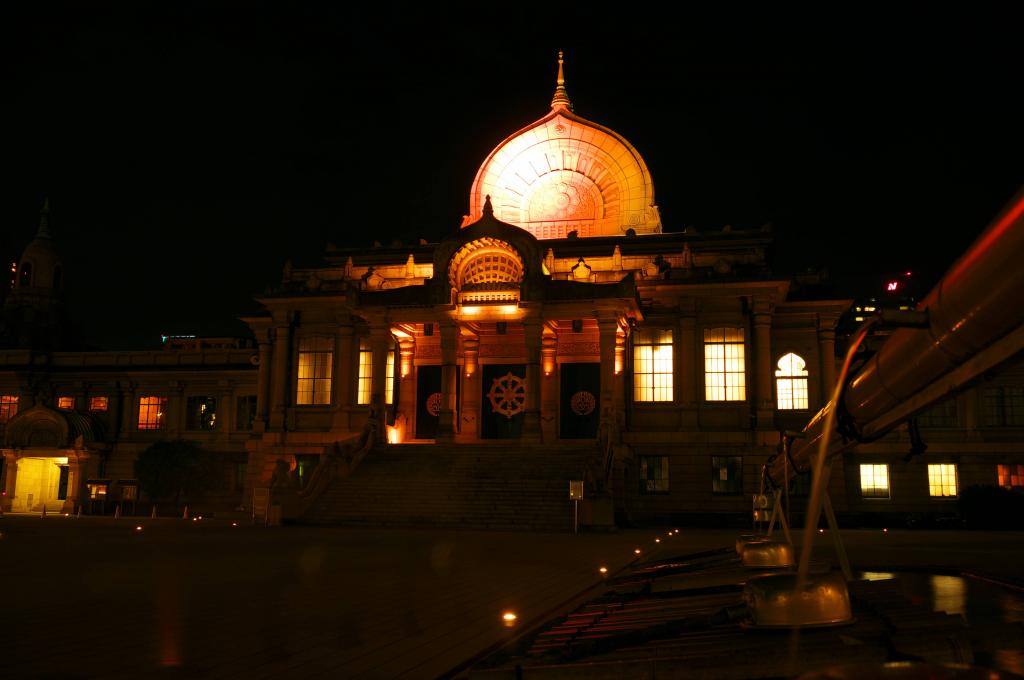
[[2, 56, 1023, 527]]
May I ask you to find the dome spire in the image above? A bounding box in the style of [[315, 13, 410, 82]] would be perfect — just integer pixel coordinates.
[[37, 198, 51, 238], [550, 50, 572, 111]]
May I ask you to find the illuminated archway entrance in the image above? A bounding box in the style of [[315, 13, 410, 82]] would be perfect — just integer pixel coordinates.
[[12, 456, 69, 513]]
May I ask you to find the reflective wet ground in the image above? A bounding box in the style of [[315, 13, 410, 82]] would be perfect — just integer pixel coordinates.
[[860, 570, 1024, 674]]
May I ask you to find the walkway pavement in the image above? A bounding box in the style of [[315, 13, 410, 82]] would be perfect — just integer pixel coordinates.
[[0, 516, 670, 679], [2, 517, 1021, 679]]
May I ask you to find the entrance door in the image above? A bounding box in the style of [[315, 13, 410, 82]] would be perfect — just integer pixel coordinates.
[[560, 363, 601, 438], [481, 364, 526, 439], [12, 457, 65, 512], [415, 365, 442, 439]]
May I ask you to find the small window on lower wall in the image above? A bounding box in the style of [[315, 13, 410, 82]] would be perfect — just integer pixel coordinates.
[[859, 464, 890, 499], [998, 464, 1024, 489], [928, 464, 958, 498], [712, 456, 742, 494], [639, 456, 670, 494]]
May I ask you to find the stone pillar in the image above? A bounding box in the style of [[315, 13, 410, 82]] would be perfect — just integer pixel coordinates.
[[120, 382, 137, 434], [541, 333, 558, 441], [817, 323, 837, 402], [614, 329, 627, 429], [459, 336, 480, 440], [437, 320, 459, 441], [63, 457, 82, 513], [520, 319, 543, 442], [331, 323, 355, 431], [397, 337, 417, 440], [597, 318, 617, 432], [369, 325, 390, 440], [1, 454, 17, 512], [678, 304, 698, 428], [269, 320, 291, 430], [753, 298, 774, 430], [254, 333, 273, 432]]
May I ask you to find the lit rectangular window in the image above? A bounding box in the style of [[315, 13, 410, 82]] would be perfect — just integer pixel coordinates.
[[928, 463, 958, 498], [704, 328, 746, 401], [0, 395, 20, 423], [712, 456, 743, 494], [235, 395, 257, 430], [57, 396, 75, 410], [859, 464, 890, 499], [137, 396, 167, 430], [639, 456, 670, 494], [982, 387, 1024, 426], [632, 329, 673, 402], [296, 336, 333, 406], [89, 396, 109, 412], [357, 339, 373, 405], [997, 464, 1024, 490], [385, 343, 396, 405], [186, 396, 217, 430]]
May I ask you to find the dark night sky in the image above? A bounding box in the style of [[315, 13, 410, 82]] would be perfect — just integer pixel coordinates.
[[3, 3, 1022, 349]]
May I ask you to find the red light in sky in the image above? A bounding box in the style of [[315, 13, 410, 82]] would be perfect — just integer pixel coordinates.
[[887, 281, 898, 291]]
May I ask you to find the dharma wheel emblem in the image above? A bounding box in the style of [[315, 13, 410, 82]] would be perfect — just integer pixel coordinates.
[[570, 391, 596, 416], [426, 392, 443, 417], [487, 372, 526, 419]]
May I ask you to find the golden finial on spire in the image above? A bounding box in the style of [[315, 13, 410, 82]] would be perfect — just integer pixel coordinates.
[[551, 49, 572, 111]]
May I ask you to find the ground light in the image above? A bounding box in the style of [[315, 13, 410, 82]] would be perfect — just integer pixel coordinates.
[[502, 612, 517, 627], [135, 526, 142, 531], [655, 538, 661, 543], [599, 566, 608, 575], [634, 548, 641, 555]]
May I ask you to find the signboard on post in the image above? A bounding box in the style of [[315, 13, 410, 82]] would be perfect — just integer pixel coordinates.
[[569, 480, 584, 534], [252, 487, 270, 525]]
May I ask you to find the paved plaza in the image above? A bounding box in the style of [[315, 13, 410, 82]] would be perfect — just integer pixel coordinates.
[[2, 516, 1023, 679]]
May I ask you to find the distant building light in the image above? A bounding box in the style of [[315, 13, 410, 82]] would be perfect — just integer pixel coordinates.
[[854, 316, 865, 322], [886, 281, 899, 291]]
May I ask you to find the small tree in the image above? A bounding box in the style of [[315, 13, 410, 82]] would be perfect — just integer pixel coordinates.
[[135, 439, 220, 506]]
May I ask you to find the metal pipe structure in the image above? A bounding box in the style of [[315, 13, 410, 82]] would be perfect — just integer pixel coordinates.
[[767, 190, 1024, 487]]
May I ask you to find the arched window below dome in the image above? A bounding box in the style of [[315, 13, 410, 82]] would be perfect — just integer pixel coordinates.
[[775, 352, 809, 410]]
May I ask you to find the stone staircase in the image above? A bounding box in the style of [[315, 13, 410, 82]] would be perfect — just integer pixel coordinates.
[[302, 442, 594, 531]]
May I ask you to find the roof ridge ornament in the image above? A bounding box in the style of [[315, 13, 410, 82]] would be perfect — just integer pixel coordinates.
[[550, 50, 573, 112], [482, 194, 494, 217], [37, 198, 51, 238]]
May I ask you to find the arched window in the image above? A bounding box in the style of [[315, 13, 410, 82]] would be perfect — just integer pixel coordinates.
[[19, 262, 32, 287], [775, 353, 809, 410]]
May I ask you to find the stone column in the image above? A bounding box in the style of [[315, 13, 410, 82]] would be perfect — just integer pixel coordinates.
[[597, 318, 618, 433], [269, 320, 291, 430], [614, 330, 627, 429], [120, 382, 137, 434], [817, 323, 837, 402], [437, 320, 459, 441], [369, 324, 390, 441], [459, 336, 480, 440], [753, 298, 774, 430], [254, 333, 273, 432], [522, 318, 543, 442], [541, 333, 558, 441], [678, 303, 698, 428], [397, 337, 417, 440], [332, 323, 355, 430], [1, 454, 17, 512], [63, 457, 82, 514]]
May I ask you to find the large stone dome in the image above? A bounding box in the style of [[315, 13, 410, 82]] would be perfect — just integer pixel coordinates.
[[463, 53, 661, 240]]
